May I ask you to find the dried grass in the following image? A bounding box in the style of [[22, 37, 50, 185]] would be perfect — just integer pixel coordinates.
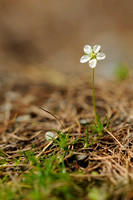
[[0, 75, 133, 187]]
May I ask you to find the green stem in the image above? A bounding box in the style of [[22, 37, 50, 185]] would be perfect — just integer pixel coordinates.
[[92, 68, 97, 120]]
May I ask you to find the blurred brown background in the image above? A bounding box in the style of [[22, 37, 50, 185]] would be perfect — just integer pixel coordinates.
[[0, 0, 133, 82]]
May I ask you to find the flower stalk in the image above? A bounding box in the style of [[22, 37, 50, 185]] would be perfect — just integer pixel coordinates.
[[80, 44, 106, 120], [92, 68, 97, 121]]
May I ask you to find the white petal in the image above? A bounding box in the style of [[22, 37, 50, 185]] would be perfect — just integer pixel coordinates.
[[80, 55, 90, 63], [93, 45, 101, 54], [89, 59, 97, 68], [45, 131, 55, 140], [97, 52, 106, 60], [84, 45, 92, 54]]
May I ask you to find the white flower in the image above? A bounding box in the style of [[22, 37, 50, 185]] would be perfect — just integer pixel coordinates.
[[80, 45, 106, 68]]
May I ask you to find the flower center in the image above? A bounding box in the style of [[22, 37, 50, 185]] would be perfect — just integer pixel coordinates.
[[91, 53, 96, 59]]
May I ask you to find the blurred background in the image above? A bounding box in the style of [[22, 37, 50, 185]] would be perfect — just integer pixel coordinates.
[[0, 0, 133, 84]]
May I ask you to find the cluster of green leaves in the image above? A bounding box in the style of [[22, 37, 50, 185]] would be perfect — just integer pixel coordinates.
[[23, 153, 77, 200], [0, 150, 79, 200], [84, 114, 110, 148], [115, 63, 129, 80], [91, 114, 110, 135]]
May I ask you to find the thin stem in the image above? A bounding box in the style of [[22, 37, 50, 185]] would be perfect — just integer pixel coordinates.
[[92, 68, 97, 120]]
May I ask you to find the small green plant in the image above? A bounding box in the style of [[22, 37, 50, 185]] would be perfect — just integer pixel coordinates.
[[53, 130, 70, 152], [48, 130, 71, 172], [22, 152, 77, 200], [115, 62, 129, 80], [90, 113, 110, 135], [24, 150, 39, 166], [84, 115, 110, 148]]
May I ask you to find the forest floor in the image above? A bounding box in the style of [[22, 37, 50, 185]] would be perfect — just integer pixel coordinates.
[[0, 65, 133, 200]]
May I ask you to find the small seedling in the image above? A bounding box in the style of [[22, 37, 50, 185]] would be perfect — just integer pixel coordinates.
[[90, 113, 110, 136]]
